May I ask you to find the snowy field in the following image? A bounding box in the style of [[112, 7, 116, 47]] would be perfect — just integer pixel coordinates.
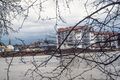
[[0, 51, 120, 80], [0, 55, 61, 80]]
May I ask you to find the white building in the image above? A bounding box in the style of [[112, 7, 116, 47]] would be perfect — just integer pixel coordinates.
[[57, 26, 120, 49], [6, 45, 14, 51]]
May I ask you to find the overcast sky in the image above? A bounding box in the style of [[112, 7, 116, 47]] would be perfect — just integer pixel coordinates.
[[2, 0, 95, 44]]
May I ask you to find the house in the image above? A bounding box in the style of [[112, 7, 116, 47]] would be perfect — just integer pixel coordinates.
[[6, 45, 14, 52], [90, 32, 119, 49], [57, 26, 120, 49], [0, 42, 6, 52], [57, 26, 93, 49], [27, 39, 57, 51]]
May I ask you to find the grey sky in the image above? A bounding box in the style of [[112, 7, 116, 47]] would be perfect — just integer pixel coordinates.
[[4, 0, 96, 44]]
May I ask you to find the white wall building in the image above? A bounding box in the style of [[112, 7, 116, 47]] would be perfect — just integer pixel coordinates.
[[57, 26, 120, 49]]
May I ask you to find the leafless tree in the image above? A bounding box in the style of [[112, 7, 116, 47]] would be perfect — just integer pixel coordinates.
[[0, 0, 25, 43], [1, 0, 120, 80], [27, 0, 120, 80]]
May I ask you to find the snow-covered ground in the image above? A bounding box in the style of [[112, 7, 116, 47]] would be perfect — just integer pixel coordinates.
[[0, 51, 120, 80], [0, 55, 59, 80]]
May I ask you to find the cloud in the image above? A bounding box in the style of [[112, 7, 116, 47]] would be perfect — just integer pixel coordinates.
[[4, 0, 96, 44]]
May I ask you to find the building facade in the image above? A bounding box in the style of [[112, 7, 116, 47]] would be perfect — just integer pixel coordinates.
[[57, 26, 120, 49]]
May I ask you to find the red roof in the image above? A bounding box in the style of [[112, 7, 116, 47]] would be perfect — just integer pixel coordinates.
[[58, 26, 119, 36], [93, 32, 119, 36], [58, 26, 93, 32]]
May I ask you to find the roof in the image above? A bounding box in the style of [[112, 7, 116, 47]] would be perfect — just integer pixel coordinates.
[[92, 32, 119, 36], [58, 26, 94, 32], [57, 26, 120, 36]]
